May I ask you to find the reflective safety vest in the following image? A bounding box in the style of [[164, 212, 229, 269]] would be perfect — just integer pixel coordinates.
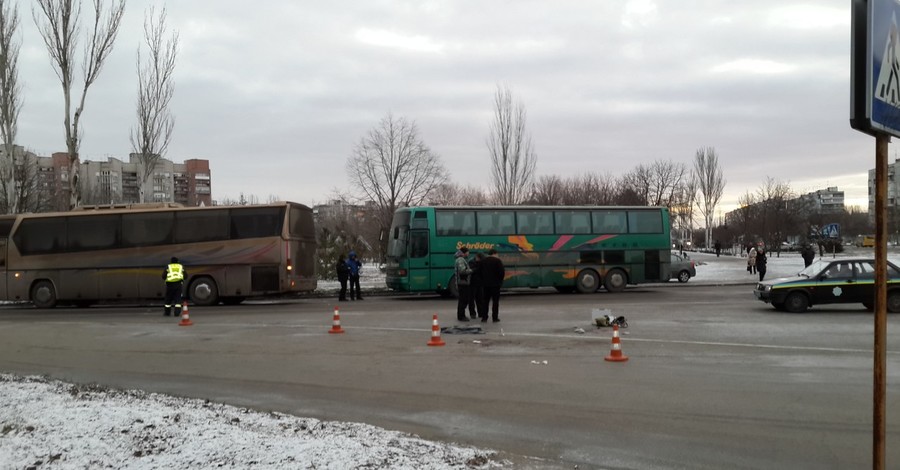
[[166, 263, 185, 282]]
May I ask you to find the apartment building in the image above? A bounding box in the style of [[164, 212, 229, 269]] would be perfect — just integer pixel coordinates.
[[798, 187, 845, 214], [80, 154, 212, 206]]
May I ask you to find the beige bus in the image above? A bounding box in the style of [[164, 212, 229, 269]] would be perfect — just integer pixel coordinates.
[[0, 201, 317, 308]]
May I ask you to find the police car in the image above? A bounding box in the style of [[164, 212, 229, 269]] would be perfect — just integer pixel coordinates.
[[753, 258, 900, 313]]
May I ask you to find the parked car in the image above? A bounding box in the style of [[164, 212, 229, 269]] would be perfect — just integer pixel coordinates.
[[670, 253, 696, 283], [753, 258, 900, 313]]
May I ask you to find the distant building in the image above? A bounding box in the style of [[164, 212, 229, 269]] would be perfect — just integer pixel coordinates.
[[312, 199, 372, 220], [868, 158, 900, 219], [81, 154, 212, 206], [798, 187, 844, 214], [0, 148, 212, 211], [724, 186, 846, 227]]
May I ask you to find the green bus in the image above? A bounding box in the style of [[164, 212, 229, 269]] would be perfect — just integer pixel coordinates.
[[385, 205, 672, 295]]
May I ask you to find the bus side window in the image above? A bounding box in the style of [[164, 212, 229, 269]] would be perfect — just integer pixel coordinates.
[[409, 231, 428, 258]]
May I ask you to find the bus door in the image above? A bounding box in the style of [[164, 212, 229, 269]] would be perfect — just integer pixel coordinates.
[[407, 230, 431, 290], [644, 249, 662, 281]]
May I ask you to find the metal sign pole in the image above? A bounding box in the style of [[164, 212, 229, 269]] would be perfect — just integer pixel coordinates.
[[874, 133, 888, 470]]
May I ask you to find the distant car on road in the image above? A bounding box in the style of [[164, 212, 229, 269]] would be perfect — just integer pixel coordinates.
[[753, 258, 900, 313], [670, 253, 696, 283]]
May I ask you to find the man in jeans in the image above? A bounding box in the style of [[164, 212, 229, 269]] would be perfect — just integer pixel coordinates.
[[454, 247, 472, 322]]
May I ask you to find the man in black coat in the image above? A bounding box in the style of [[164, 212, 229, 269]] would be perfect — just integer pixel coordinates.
[[479, 249, 505, 323], [801, 244, 815, 268]]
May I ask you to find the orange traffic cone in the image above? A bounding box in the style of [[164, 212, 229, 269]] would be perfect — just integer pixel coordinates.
[[427, 314, 445, 347], [178, 300, 193, 326], [328, 306, 345, 334], [604, 324, 628, 362]]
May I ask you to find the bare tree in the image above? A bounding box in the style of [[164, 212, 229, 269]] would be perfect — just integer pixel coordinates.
[[755, 177, 798, 253], [346, 112, 448, 254], [33, 0, 126, 209], [672, 177, 697, 248], [562, 172, 619, 205], [487, 83, 536, 205], [527, 175, 565, 205], [0, 0, 21, 214], [693, 147, 726, 250], [131, 5, 177, 202], [620, 160, 688, 208], [429, 182, 488, 206]]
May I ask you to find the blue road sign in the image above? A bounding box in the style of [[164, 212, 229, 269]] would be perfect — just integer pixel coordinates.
[[821, 223, 841, 239]]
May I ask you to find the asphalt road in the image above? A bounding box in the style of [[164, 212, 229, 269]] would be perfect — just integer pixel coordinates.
[[1, 284, 899, 469]]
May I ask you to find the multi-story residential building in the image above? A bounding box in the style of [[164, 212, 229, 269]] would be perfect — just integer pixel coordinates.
[[81, 154, 212, 206], [724, 186, 846, 229], [868, 158, 900, 218], [798, 187, 844, 214], [0, 148, 212, 211]]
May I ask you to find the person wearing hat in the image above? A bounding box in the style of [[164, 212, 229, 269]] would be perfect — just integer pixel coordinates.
[[162, 256, 186, 317]]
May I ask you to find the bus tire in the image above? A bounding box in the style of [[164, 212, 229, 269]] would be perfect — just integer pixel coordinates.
[[575, 270, 600, 293], [603, 268, 628, 293], [188, 277, 219, 306], [31, 280, 58, 309]]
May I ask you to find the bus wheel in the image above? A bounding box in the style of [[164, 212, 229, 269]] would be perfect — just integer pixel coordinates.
[[31, 280, 58, 309], [188, 277, 219, 306], [575, 270, 600, 293], [603, 269, 628, 293]]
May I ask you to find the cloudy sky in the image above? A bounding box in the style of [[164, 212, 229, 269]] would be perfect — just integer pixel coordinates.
[[14, 1, 877, 211]]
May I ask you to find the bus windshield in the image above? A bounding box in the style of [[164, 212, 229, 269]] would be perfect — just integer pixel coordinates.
[[387, 211, 411, 258]]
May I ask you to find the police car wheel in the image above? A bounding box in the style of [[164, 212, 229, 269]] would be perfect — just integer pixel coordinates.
[[784, 292, 809, 313]]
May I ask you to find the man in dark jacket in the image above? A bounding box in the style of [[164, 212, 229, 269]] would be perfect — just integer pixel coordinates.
[[468, 252, 485, 319], [801, 244, 815, 267], [336, 254, 350, 301], [479, 249, 505, 322]]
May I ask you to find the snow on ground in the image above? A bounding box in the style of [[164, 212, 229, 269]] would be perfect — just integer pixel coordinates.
[[0, 249, 883, 469], [0, 374, 508, 469]]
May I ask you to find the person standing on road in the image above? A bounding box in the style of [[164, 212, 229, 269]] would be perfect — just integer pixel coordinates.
[[346, 251, 363, 300], [714, 240, 721, 257], [468, 251, 485, 319], [162, 257, 186, 317], [748, 246, 757, 274], [801, 244, 815, 267], [336, 254, 350, 301], [454, 247, 472, 322], [480, 248, 505, 323], [756, 248, 768, 281]]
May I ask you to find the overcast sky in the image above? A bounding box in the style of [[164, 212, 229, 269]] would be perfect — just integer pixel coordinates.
[[14, 1, 878, 211]]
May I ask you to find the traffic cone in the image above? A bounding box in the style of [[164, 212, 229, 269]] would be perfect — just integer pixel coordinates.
[[427, 314, 445, 347], [328, 306, 345, 334], [178, 300, 193, 326], [604, 324, 628, 362]]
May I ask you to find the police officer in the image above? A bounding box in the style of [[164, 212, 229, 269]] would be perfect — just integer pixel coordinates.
[[163, 256, 186, 317]]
